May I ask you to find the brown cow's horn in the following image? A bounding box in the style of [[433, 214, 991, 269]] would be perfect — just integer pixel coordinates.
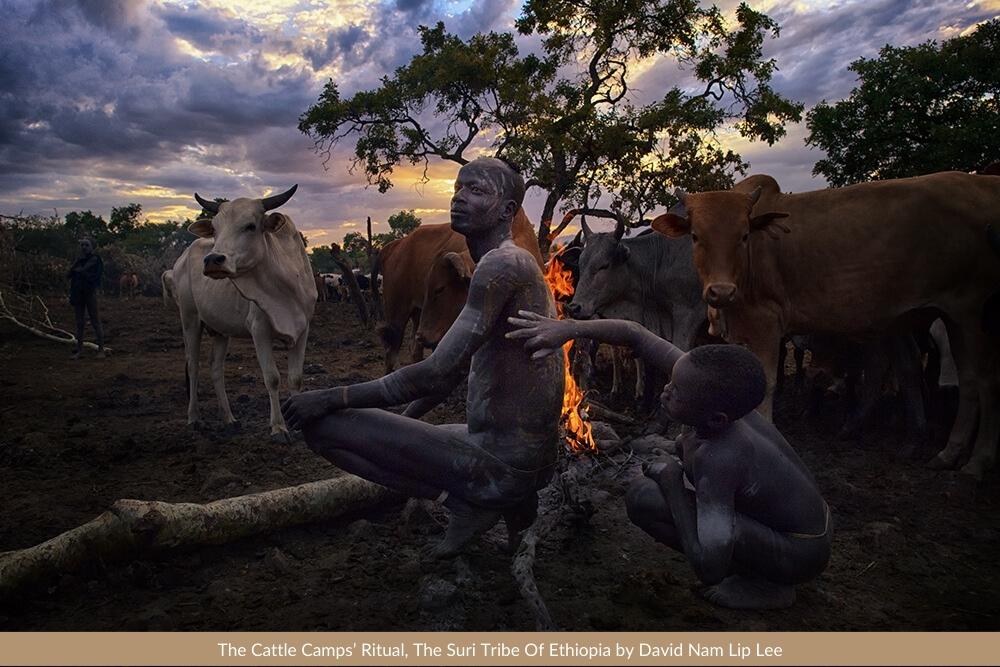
[[261, 184, 298, 211], [580, 213, 593, 238], [748, 185, 763, 206], [194, 193, 220, 214], [673, 188, 687, 204]]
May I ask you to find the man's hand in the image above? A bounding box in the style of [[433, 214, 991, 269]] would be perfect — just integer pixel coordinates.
[[505, 310, 575, 359], [280, 389, 336, 431]]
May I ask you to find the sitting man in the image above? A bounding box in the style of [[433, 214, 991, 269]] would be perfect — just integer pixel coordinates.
[[507, 311, 831, 609], [281, 158, 563, 558]]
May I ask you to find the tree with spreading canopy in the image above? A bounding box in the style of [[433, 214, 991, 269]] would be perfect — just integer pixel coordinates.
[[299, 1, 802, 253], [806, 19, 1000, 186], [109, 203, 143, 239]]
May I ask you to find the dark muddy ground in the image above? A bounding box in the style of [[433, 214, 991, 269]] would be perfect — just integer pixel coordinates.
[[1, 296, 998, 631]]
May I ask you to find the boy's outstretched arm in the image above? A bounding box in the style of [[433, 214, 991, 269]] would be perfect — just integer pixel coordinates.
[[506, 310, 684, 376]]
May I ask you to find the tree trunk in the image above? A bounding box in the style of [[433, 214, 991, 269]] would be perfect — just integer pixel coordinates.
[[0, 476, 397, 601], [328, 243, 370, 327], [536, 190, 562, 259]]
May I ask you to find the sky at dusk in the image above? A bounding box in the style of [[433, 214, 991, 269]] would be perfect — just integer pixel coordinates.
[[1, 0, 997, 245]]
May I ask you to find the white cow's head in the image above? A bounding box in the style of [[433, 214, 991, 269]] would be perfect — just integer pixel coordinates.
[[188, 185, 298, 278]]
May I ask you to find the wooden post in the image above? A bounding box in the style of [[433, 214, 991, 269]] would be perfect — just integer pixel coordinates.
[[329, 243, 369, 327], [367, 216, 382, 320]]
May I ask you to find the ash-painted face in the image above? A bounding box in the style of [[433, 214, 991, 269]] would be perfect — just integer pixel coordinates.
[[79, 239, 93, 256], [450, 159, 515, 236]]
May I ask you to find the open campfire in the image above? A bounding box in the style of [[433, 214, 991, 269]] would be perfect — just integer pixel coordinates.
[[544, 246, 596, 453]]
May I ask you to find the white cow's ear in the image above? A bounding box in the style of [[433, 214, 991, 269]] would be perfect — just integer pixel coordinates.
[[188, 218, 214, 238], [651, 212, 690, 238], [264, 212, 288, 233]]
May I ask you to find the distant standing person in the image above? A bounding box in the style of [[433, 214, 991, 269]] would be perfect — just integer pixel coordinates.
[[67, 237, 105, 359]]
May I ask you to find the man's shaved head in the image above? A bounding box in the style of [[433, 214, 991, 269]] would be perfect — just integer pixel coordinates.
[[472, 157, 525, 208]]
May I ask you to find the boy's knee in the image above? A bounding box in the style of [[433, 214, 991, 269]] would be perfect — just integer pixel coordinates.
[[625, 477, 664, 528]]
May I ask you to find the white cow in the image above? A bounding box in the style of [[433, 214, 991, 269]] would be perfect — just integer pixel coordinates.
[[164, 185, 317, 441]]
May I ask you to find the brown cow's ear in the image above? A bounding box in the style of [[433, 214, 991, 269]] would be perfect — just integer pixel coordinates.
[[188, 218, 214, 238], [444, 252, 473, 280], [749, 211, 790, 235], [264, 212, 288, 233], [650, 212, 690, 238]]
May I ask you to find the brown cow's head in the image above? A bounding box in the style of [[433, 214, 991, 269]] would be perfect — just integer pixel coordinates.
[[188, 185, 298, 279], [650, 187, 788, 308], [415, 251, 475, 349]]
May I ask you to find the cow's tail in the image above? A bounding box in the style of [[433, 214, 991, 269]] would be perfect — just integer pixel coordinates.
[[988, 224, 1000, 259], [161, 270, 175, 309]]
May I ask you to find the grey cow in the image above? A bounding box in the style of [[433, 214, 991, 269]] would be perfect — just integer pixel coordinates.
[[567, 217, 707, 402]]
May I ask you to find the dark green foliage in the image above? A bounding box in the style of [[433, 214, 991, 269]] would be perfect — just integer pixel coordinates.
[[109, 203, 142, 238], [386, 209, 421, 238], [806, 19, 1000, 185], [299, 2, 802, 247], [63, 210, 110, 246]]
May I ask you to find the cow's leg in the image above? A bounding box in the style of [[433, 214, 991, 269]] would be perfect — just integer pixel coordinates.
[[634, 358, 645, 402], [380, 324, 402, 374], [610, 346, 625, 399], [891, 334, 928, 458], [959, 329, 999, 478], [287, 326, 309, 396], [250, 322, 289, 443], [776, 339, 788, 393], [409, 310, 424, 365], [744, 322, 783, 422], [839, 341, 888, 440], [793, 343, 806, 388], [929, 319, 979, 470], [182, 319, 202, 427], [210, 335, 236, 426]]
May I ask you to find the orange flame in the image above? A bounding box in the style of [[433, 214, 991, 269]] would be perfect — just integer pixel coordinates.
[[544, 245, 596, 453]]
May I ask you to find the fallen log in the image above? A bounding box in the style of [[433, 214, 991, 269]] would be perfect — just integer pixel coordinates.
[[0, 289, 106, 352], [0, 476, 398, 601], [585, 400, 637, 426]]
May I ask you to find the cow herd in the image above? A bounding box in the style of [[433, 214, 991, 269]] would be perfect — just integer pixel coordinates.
[[162, 168, 1000, 479]]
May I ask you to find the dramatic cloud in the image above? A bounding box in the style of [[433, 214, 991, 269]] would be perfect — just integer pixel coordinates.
[[0, 0, 995, 242]]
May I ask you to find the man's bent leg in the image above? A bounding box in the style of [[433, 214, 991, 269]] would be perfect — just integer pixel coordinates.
[[301, 409, 512, 557]]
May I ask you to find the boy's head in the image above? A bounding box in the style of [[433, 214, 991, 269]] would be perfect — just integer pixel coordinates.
[[660, 344, 767, 430]]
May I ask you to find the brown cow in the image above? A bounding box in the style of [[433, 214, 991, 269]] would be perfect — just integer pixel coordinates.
[[313, 272, 327, 302], [119, 272, 139, 298], [652, 172, 1000, 478], [376, 208, 542, 373]]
